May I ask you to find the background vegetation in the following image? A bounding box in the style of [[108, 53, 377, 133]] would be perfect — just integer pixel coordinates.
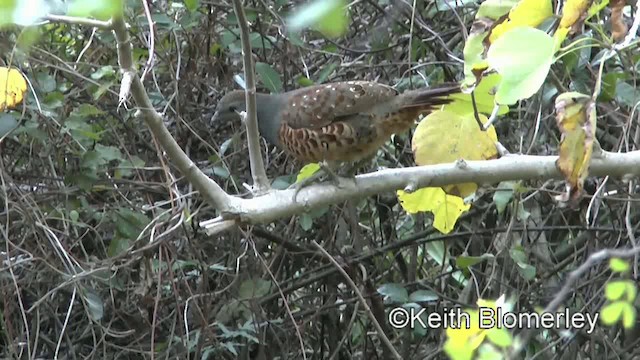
[[0, 0, 639, 359]]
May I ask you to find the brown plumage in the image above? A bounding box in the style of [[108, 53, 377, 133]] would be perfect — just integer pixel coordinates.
[[212, 81, 460, 163]]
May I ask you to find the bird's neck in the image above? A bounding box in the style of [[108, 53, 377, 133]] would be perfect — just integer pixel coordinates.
[[255, 93, 283, 146]]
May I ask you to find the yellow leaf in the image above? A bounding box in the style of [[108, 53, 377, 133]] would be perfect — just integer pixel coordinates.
[[555, 92, 596, 201], [0, 67, 28, 110], [553, 27, 571, 51], [397, 187, 471, 234], [489, 0, 553, 43], [559, 0, 592, 28], [296, 163, 321, 183], [555, 0, 609, 47], [412, 110, 498, 197]]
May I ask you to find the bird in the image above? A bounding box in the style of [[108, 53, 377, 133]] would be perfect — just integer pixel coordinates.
[[212, 81, 461, 165]]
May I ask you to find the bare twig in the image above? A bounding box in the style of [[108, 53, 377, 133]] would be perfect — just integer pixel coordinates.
[[311, 241, 402, 360], [43, 14, 112, 28], [510, 245, 640, 358], [111, 16, 234, 212], [230, 0, 270, 193]]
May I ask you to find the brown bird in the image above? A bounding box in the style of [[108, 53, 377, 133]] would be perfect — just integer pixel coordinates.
[[212, 81, 460, 165]]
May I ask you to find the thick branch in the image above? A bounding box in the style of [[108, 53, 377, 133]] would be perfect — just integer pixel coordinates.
[[203, 151, 640, 231], [231, 0, 270, 193]]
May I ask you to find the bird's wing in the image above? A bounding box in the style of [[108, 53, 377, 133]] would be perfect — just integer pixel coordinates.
[[280, 81, 398, 129]]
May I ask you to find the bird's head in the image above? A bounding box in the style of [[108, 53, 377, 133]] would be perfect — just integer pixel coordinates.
[[211, 90, 247, 123]]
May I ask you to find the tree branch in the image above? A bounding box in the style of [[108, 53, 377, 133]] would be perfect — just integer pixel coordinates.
[[230, 0, 270, 193], [201, 151, 640, 232]]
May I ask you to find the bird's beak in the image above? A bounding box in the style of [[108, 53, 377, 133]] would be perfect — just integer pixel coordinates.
[[211, 110, 241, 124]]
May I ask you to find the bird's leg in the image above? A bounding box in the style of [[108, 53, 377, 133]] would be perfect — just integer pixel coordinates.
[[335, 153, 376, 177]]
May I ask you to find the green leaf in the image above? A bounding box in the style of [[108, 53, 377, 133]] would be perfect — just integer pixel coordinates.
[[184, 0, 199, 11], [609, 258, 630, 273], [116, 156, 145, 178], [605, 281, 627, 301], [249, 33, 274, 49], [91, 66, 115, 80], [0, 113, 18, 138], [297, 76, 315, 87], [409, 290, 439, 302], [621, 303, 637, 328], [487, 27, 554, 105], [516, 263, 536, 280], [0, 0, 16, 26], [107, 236, 130, 257], [615, 81, 640, 108], [509, 248, 536, 280], [238, 278, 272, 299], [299, 213, 313, 230], [377, 283, 409, 304], [316, 63, 338, 84], [35, 72, 57, 93], [456, 254, 495, 269], [288, 0, 348, 38], [73, 104, 104, 117], [447, 73, 509, 116], [600, 302, 624, 326], [69, 210, 80, 222], [486, 327, 513, 348], [95, 144, 123, 162], [296, 163, 321, 183], [255, 62, 283, 93], [67, 0, 123, 20], [113, 208, 150, 240], [81, 286, 104, 321], [493, 181, 516, 214], [271, 175, 293, 190]]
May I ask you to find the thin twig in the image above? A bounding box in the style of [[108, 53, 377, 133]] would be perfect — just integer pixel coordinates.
[[510, 245, 640, 358], [43, 14, 112, 28], [311, 241, 402, 360], [230, 0, 270, 193]]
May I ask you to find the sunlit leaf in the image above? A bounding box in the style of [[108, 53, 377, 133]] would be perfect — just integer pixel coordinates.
[[397, 187, 471, 234], [67, 0, 123, 20], [0, 67, 28, 110], [609, 258, 630, 273], [489, 0, 553, 42], [446, 73, 509, 116], [605, 281, 627, 301], [412, 110, 497, 197], [600, 302, 624, 325], [296, 163, 321, 183], [288, 0, 348, 38], [487, 27, 554, 105], [485, 327, 513, 348]]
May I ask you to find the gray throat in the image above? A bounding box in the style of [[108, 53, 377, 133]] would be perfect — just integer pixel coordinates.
[[255, 93, 284, 147]]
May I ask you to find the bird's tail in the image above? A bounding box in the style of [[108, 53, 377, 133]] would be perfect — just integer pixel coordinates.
[[400, 82, 461, 109]]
